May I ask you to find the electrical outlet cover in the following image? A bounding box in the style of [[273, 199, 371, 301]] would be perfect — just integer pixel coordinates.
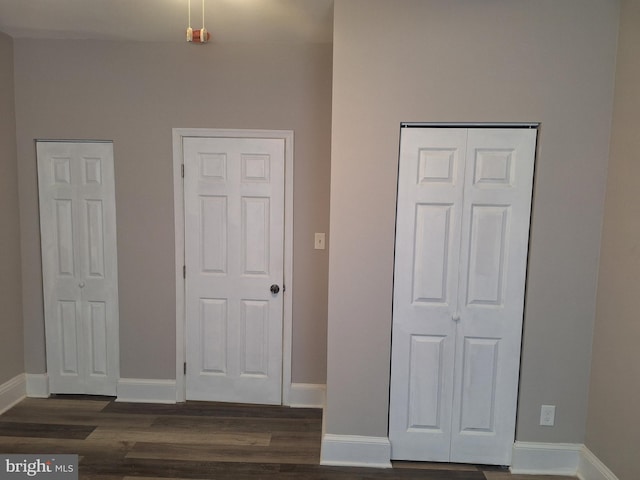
[[540, 405, 556, 426]]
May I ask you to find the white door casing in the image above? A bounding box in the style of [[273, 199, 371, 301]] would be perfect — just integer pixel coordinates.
[[37, 141, 120, 396], [183, 135, 286, 404], [389, 127, 536, 465]]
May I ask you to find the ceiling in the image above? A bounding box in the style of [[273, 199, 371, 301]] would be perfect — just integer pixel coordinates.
[[0, 0, 334, 43]]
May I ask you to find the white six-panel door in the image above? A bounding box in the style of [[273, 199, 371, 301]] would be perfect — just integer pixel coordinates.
[[37, 141, 119, 396], [389, 127, 536, 465], [183, 136, 285, 405]]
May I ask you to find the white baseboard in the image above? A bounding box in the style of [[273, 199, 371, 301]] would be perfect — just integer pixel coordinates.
[[511, 442, 620, 479], [318, 438, 617, 476], [577, 446, 620, 480], [0, 374, 26, 414], [115, 379, 323, 406], [321, 434, 392, 468], [511, 441, 582, 475], [288, 383, 325, 408], [26, 373, 50, 398], [116, 378, 177, 404]]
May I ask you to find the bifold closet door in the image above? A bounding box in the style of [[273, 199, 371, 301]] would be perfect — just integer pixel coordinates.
[[37, 141, 119, 396], [389, 127, 536, 465]]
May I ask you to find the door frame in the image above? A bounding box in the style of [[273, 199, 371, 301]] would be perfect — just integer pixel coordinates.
[[172, 128, 294, 404]]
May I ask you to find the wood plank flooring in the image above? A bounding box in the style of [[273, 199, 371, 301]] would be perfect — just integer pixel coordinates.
[[0, 396, 575, 480]]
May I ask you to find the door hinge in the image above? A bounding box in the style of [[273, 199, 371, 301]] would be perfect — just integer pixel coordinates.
[[183, 362, 187, 375], [283, 284, 286, 292], [181, 164, 184, 178], [183, 265, 186, 278]]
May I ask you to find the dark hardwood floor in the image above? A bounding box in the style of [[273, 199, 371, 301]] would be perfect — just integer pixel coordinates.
[[0, 396, 574, 480]]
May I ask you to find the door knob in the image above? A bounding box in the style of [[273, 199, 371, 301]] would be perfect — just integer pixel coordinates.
[[79, 282, 85, 288], [270, 284, 280, 295]]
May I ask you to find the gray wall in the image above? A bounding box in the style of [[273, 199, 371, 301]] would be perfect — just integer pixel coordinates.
[[14, 40, 332, 382], [0, 32, 24, 384], [586, 1, 640, 478], [326, 0, 618, 443]]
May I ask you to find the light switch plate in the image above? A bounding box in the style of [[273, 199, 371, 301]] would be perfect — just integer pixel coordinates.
[[314, 233, 326, 250]]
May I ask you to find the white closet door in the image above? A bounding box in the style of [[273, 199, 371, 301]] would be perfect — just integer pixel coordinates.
[[37, 141, 119, 396], [184, 136, 285, 405], [389, 129, 467, 461], [450, 129, 536, 464], [389, 127, 536, 465]]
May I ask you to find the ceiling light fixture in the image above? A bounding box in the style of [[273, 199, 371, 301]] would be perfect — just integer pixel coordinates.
[[186, 0, 210, 44]]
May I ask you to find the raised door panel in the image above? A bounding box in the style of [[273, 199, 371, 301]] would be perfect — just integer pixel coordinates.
[[407, 335, 446, 431], [54, 199, 76, 277], [241, 300, 269, 376], [85, 200, 106, 278], [58, 300, 80, 375], [412, 204, 453, 304], [200, 196, 228, 274], [52, 157, 72, 185], [465, 205, 509, 306], [241, 197, 270, 276], [83, 156, 103, 185], [200, 299, 228, 373], [88, 301, 108, 376], [458, 337, 499, 433]]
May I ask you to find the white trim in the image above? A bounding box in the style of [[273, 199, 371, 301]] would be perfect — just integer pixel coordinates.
[[320, 434, 392, 468], [578, 446, 620, 480], [173, 130, 186, 402], [0, 374, 26, 414], [510, 441, 582, 475], [26, 373, 50, 398], [172, 128, 294, 404], [116, 378, 177, 404], [319, 436, 617, 476], [288, 383, 325, 408]]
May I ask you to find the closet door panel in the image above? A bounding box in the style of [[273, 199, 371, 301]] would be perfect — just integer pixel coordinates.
[[450, 128, 536, 465], [389, 129, 466, 462]]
